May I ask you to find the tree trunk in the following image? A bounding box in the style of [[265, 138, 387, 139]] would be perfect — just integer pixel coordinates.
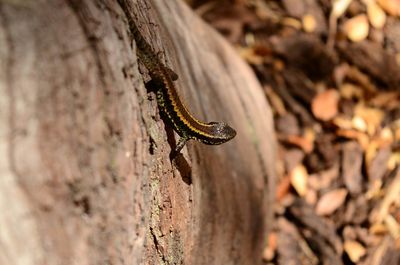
[[0, 0, 276, 264]]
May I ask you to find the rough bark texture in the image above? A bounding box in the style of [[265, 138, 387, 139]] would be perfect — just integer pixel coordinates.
[[0, 0, 276, 264]]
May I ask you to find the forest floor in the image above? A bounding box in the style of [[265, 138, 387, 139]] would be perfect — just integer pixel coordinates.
[[188, 0, 400, 264]]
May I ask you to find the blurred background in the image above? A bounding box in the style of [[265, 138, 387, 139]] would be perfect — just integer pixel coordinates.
[[185, 0, 400, 264]]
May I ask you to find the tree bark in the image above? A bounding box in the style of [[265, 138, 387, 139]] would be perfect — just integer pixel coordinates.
[[0, 0, 276, 264]]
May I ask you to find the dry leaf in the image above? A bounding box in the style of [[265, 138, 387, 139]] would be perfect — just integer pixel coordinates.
[[369, 222, 388, 234], [285, 135, 314, 153], [334, 63, 350, 86], [352, 116, 368, 132], [339, 83, 364, 99], [290, 164, 308, 197], [364, 133, 394, 168], [342, 142, 363, 195], [328, 0, 353, 51], [336, 129, 370, 149], [302, 14, 317, 33], [379, 127, 394, 144], [332, 0, 353, 17], [308, 165, 339, 190], [315, 188, 348, 215], [365, 139, 379, 170], [384, 214, 400, 239], [388, 152, 400, 171], [276, 176, 291, 202], [367, 1, 387, 29], [265, 85, 287, 115], [305, 189, 318, 205], [370, 91, 399, 109], [284, 149, 305, 173], [311, 89, 340, 121], [346, 66, 378, 93], [395, 119, 400, 141], [281, 17, 302, 29], [366, 145, 391, 181], [343, 14, 369, 42], [304, 127, 316, 149], [237, 46, 264, 65], [344, 240, 366, 262], [354, 104, 384, 136], [378, 0, 400, 16], [371, 168, 400, 224], [366, 179, 384, 200], [262, 232, 277, 261], [333, 116, 353, 130]]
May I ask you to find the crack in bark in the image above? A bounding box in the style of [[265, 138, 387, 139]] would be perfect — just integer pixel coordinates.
[[150, 226, 167, 264]]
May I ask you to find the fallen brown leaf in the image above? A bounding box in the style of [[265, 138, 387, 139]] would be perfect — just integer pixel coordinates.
[[344, 240, 366, 263], [302, 14, 317, 33], [336, 129, 370, 149], [276, 176, 292, 202], [262, 232, 277, 261], [339, 82, 364, 99], [237, 46, 264, 65], [366, 1, 387, 29], [354, 104, 384, 136], [332, 0, 353, 17], [343, 14, 369, 42], [378, 0, 400, 16], [352, 116, 368, 132], [315, 188, 348, 216], [305, 188, 318, 205], [388, 152, 400, 171], [265, 85, 287, 116], [308, 165, 339, 190], [345, 66, 378, 93], [290, 164, 308, 197], [281, 17, 302, 29], [285, 134, 314, 153], [369, 91, 400, 110], [311, 89, 340, 121], [333, 116, 353, 130], [370, 168, 400, 224], [384, 214, 400, 239], [342, 142, 363, 195]]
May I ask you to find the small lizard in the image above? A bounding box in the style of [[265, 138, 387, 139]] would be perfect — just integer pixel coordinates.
[[126, 15, 236, 154]]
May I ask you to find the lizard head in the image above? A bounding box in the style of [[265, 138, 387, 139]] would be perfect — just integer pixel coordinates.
[[206, 122, 237, 144]]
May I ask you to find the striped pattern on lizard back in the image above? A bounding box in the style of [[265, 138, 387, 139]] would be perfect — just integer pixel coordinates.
[[127, 14, 236, 150]]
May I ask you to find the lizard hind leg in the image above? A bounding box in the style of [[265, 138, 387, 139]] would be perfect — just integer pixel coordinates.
[[169, 136, 189, 160], [175, 136, 189, 153]]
